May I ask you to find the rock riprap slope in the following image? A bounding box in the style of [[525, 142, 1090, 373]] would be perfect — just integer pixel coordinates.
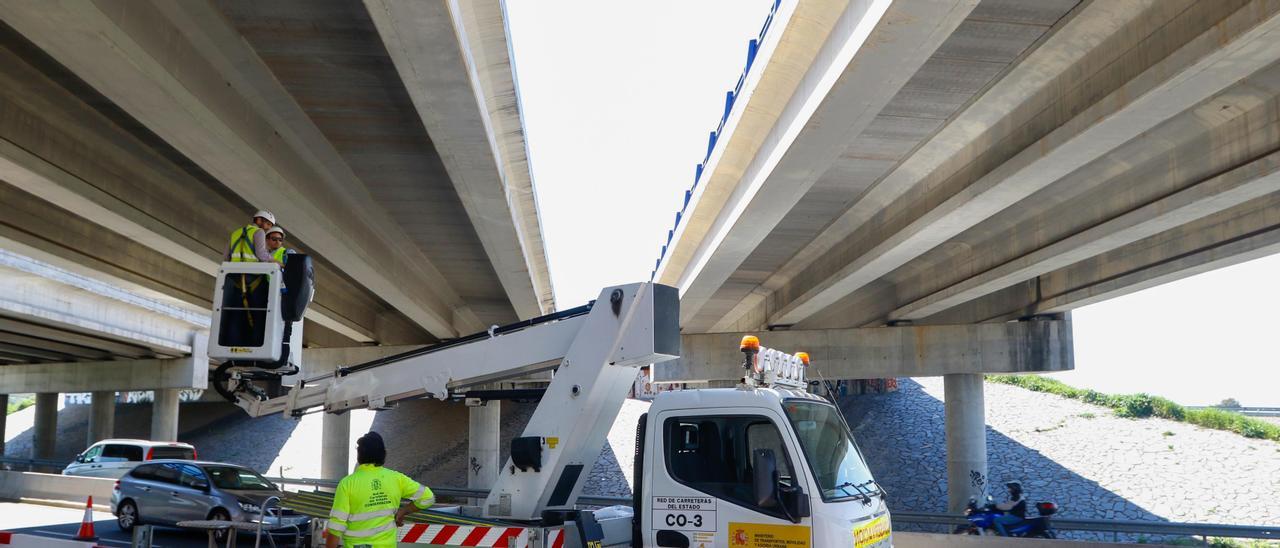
[[843, 378, 1280, 540]]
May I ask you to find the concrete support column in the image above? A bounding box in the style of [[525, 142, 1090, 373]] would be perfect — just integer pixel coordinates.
[[89, 391, 116, 446], [944, 373, 987, 512], [0, 394, 8, 456], [150, 389, 180, 442], [33, 393, 58, 459], [321, 411, 351, 488], [467, 400, 501, 494]]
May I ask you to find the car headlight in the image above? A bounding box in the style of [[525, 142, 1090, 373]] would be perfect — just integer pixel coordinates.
[[238, 502, 262, 513]]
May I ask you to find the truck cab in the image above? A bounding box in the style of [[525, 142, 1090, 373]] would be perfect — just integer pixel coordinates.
[[639, 387, 890, 548]]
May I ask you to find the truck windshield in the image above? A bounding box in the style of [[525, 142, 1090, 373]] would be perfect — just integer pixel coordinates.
[[783, 400, 875, 502]]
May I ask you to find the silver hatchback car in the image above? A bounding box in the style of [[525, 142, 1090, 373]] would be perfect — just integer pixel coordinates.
[[111, 460, 310, 542]]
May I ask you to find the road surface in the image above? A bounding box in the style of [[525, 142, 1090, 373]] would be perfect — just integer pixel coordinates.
[[0, 502, 304, 547]]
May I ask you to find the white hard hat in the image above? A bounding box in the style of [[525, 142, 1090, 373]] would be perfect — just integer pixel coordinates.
[[266, 226, 285, 238], [253, 209, 276, 225]]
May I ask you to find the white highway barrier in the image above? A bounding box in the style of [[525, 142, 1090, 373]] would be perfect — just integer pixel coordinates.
[[0, 471, 113, 507]]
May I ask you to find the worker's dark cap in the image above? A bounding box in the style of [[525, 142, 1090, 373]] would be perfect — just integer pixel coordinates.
[[357, 431, 386, 465]]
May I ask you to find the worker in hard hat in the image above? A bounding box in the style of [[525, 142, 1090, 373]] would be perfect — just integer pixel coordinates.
[[326, 432, 435, 547], [264, 226, 292, 265], [222, 210, 282, 345], [225, 210, 284, 267]]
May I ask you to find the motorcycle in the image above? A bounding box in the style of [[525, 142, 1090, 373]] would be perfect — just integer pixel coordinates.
[[954, 496, 1058, 538]]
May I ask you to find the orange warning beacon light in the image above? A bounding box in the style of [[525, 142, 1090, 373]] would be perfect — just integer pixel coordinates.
[[795, 351, 810, 366], [740, 335, 761, 372]]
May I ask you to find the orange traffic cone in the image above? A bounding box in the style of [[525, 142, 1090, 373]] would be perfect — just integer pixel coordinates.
[[74, 496, 96, 540]]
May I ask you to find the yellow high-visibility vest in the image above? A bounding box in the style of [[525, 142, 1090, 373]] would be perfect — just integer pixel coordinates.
[[327, 464, 434, 547], [271, 247, 288, 265], [228, 225, 260, 262]]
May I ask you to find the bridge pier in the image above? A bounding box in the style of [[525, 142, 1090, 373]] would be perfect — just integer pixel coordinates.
[[467, 399, 501, 497], [944, 373, 987, 512], [33, 393, 57, 459], [0, 394, 8, 455], [150, 389, 179, 442], [321, 412, 351, 490], [88, 391, 115, 446], [302, 345, 425, 490]]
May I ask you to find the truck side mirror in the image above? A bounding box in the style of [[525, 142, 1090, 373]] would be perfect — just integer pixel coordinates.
[[752, 449, 779, 508]]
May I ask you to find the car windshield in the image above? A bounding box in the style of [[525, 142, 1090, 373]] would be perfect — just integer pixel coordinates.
[[205, 466, 276, 491], [782, 400, 875, 502]]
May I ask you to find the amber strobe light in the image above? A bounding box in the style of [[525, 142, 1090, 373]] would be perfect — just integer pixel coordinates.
[[795, 352, 810, 366], [740, 335, 760, 372]]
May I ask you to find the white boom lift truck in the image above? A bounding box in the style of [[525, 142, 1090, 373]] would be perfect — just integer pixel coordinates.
[[209, 262, 891, 547]]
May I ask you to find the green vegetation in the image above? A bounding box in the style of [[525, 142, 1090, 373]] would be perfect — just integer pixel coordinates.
[[6, 396, 34, 415], [985, 375, 1280, 442], [1165, 537, 1280, 548]]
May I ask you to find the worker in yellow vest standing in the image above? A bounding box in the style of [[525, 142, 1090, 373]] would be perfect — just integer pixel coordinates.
[[225, 210, 283, 267], [327, 432, 435, 548]]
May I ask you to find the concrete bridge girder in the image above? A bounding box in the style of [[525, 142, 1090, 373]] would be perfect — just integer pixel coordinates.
[[768, 0, 1280, 329], [0, 333, 208, 394], [659, 0, 981, 328], [883, 82, 1280, 323], [0, 0, 528, 340], [0, 256, 200, 358], [366, 0, 554, 319], [654, 318, 1072, 384], [660, 0, 1280, 335], [0, 27, 427, 347]]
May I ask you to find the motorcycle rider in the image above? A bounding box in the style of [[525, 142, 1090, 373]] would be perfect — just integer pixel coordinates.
[[993, 481, 1027, 536]]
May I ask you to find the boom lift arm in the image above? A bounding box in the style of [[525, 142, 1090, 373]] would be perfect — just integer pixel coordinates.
[[217, 282, 680, 521]]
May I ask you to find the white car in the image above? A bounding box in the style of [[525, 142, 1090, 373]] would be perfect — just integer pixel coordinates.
[[63, 439, 197, 479]]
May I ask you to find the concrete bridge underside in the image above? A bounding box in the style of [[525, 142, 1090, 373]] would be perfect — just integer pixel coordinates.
[[659, 0, 1280, 336], [0, 0, 552, 489], [0, 0, 554, 353], [652, 0, 1280, 510]]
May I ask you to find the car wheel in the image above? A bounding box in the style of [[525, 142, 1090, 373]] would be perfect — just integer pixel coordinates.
[[116, 500, 138, 532], [209, 509, 232, 543]]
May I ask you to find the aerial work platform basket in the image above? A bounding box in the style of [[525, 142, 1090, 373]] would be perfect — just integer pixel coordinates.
[[208, 256, 313, 369]]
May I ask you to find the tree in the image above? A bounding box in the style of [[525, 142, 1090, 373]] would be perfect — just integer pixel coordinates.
[[1218, 397, 1242, 408]]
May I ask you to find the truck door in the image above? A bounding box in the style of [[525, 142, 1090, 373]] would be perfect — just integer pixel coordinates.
[[645, 409, 811, 548]]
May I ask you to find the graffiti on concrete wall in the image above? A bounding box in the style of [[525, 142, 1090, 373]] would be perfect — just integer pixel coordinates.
[[63, 389, 205, 405]]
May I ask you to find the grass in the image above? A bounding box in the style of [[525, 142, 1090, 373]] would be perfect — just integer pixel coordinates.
[[986, 375, 1280, 442], [6, 396, 34, 415]]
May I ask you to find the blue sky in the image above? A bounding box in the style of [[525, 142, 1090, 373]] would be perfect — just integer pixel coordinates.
[[506, 1, 1280, 406]]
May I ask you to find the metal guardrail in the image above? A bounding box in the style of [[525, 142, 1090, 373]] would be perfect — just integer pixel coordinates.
[[1184, 406, 1280, 417], [891, 511, 1279, 540], [266, 476, 1275, 540], [18, 469, 1259, 541], [0, 456, 68, 470], [264, 477, 632, 508]]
